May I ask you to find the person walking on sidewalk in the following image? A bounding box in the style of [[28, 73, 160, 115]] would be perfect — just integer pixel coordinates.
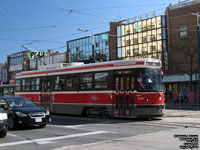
[[183, 89, 188, 104]]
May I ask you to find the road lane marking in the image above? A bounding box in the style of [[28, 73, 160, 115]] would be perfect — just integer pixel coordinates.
[[36, 141, 54, 144], [7, 134, 18, 137], [50, 124, 85, 129], [134, 122, 200, 128], [0, 131, 109, 147], [52, 140, 111, 150]]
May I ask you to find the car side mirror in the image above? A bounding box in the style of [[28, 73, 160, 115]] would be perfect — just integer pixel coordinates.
[[0, 104, 4, 109], [0, 104, 8, 110], [3, 105, 8, 110]]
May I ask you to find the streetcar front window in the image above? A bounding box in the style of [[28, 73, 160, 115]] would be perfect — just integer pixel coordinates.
[[138, 69, 165, 92]]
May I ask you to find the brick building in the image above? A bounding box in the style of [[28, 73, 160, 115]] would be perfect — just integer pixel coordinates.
[[164, 0, 200, 103]]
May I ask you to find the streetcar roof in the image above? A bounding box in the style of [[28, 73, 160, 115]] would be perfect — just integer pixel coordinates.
[[16, 58, 161, 79]]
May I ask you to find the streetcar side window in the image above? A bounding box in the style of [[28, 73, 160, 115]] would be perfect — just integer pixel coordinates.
[[15, 79, 21, 91], [95, 72, 108, 89], [22, 78, 31, 91], [115, 77, 119, 91], [31, 78, 40, 91], [80, 74, 92, 90], [65, 76, 78, 90], [120, 78, 124, 91], [55, 76, 65, 90], [131, 76, 135, 90]]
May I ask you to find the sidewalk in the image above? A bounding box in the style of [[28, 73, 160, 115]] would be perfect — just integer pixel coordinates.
[[63, 128, 199, 150], [59, 110, 200, 150], [165, 102, 200, 110]]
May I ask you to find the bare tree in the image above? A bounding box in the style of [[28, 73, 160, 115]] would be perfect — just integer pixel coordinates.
[[171, 37, 198, 92]]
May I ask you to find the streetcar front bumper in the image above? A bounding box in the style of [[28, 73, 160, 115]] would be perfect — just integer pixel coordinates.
[[135, 104, 165, 118]]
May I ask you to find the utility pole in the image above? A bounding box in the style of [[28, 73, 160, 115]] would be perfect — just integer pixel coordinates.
[[197, 14, 200, 110], [192, 13, 200, 110]]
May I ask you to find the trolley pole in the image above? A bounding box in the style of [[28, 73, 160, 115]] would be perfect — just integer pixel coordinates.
[[78, 28, 95, 63]]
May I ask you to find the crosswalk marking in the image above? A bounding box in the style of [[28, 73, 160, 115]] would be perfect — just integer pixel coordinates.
[[0, 131, 109, 148]]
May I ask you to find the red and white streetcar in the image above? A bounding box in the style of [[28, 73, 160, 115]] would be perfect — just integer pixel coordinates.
[[15, 58, 165, 118]]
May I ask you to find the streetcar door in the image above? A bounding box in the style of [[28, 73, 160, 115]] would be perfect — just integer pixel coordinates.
[[114, 75, 134, 117], [41, 80, 53, 111]]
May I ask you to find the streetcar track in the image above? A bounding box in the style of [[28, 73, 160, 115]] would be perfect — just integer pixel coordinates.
[[134, 121, 200, 129]]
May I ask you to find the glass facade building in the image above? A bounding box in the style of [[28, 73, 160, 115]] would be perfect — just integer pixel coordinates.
[[8, 51, 30, 79], [117, 16, 167, 61], [67, 32, 109, 63], [9, 52, 26, 66]]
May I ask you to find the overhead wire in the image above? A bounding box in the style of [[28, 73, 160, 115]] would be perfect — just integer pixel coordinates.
[[0, 24, 109, 54], [0, 22, 109, 32], [0, 2, 188, 63], [0, 3, 170, 32], [0, 4, 171, 16], [74, 4, 171, 11]]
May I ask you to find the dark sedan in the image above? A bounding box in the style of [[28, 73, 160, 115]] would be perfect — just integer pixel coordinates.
[[0, 96, 51, 129], [0, 108, 7, 138]]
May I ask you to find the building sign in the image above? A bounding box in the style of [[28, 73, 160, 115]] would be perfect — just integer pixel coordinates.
[[9, 79, 16, 84], [163, 74, 198, 83], [27, 51, 49, 59], [9, 64, 23, 72], [1, 67, 8, 83]]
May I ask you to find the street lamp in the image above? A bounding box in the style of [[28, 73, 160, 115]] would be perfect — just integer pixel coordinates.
[[192, 13, 200, 109], [78, 28, 95, 63]]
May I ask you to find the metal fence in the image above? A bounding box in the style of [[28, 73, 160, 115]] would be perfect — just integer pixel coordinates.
[[165, 93, 199, 110]]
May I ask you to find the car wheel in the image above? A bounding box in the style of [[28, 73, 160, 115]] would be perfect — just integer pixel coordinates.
[[39, 124, 46, 128], [0, 126, 8, 138], [8, 117, 15, 129]]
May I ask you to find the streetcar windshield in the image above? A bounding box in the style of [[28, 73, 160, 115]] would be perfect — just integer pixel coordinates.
[[138, 69, 165, 92]]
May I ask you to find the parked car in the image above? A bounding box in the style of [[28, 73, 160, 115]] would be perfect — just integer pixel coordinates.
[[0, 108, 8, 138], [0, 96, 51, 129]]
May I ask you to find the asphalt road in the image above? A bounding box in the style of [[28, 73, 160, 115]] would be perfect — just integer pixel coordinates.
[[0, 109, 200, 150]]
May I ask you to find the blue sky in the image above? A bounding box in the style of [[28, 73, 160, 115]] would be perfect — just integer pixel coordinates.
[[0, 0, 185, 63]]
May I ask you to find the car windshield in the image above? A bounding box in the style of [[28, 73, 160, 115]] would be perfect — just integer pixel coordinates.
[[138, 69, 165, 92], [6, 97, 36, 108]]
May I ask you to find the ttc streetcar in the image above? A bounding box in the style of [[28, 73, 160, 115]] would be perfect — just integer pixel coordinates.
[[15, 58, 165, 118]]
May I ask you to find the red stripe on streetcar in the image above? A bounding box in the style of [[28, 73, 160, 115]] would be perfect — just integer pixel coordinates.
[[18, 61, 144, 77]]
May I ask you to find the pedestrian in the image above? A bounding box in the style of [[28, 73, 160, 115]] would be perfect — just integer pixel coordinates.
[[169, 91, 173, 102], [183, 89, 188, 104]]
